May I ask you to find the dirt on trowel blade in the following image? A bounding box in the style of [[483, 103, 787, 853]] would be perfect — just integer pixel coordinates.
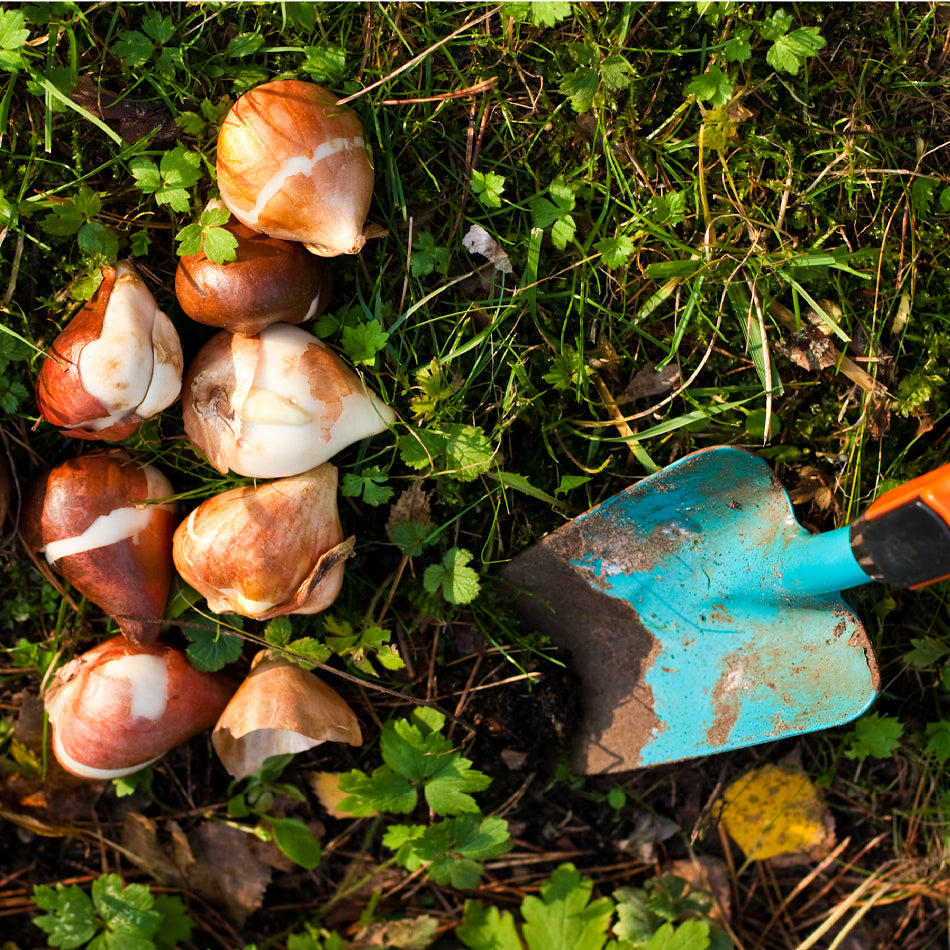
[[500, 519, 663, 774]]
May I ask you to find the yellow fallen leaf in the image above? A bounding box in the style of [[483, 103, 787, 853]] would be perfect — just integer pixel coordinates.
[[307, 770, 364, 818], [717, 764, 834, 862]]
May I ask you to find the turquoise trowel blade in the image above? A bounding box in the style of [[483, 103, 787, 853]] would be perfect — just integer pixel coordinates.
[[502, 446, 880, 773]]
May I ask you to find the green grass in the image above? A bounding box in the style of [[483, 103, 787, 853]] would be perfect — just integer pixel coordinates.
[[3, 2, 950, 947]]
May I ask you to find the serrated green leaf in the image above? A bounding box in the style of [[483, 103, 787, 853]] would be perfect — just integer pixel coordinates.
[[411, 231, 450, 277], [423, 547, 481, 606], [759, 8, 794, 41], [925, 720, 950, 764], [458, 900, 523, 950], [264, 615, 293, 647], [268, 816, 322, 869], [303, 44, 346, 84], [113, 30, 154, 68], [723, 28, 753, 62], [504, 1, 572, 27], [905, 636, 949, 668], [0, 9, 29, 50], [176, 111, 207, 136], [767, 25, 826, 75], [390, 519, 432, 557], [337, 764, 417, 814], [184, 626, 244, 671], [32, 884, 99, 948], [522, 863, 614, 950], [531, 195, 561, 230], [595, 235, 636, 269], [91, 875, 160, 937], [78, 221, 119, 261], [129, 156, 162, 194], [151, 895, 193, 950], [645, 919, 711, 950], [472, 169, 506, 208], [601, 52, 633, 91], [200, 225, 240, 265], [550, 215, 576, 251], [687, 64, 732, 107], [141, 10, 175, 43], [341, 319, 390, 365], [844, 712, 903, 761], [444, 423, 493, 481], [560, 65, 599, 112], [342, 467, 394, 506], [425, 755, 492, 815], [42, 203, 84, 237]]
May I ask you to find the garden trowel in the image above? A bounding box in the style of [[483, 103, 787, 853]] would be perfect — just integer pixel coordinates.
[[502, 446, 950, 773]]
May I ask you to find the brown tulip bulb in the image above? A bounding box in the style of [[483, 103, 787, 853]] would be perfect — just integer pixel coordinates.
[[213, 651, 362, 780], [181, 322, 394, 478], [36, 261, 183, 440], [22, 451, 177, 645], [175, 220, 333, 335], [45, 636, 236, 780], [216, 80, 374, 257], [172, 463, 352, 620]]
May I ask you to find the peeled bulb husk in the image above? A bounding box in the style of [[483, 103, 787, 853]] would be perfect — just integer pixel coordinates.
[[181, 322, 395, 478], [212, 651, 362, 780], [36, 261, 183, 440], [172, 463, 351, 620], [216, 79, 374, 257], [21, 451, 177, 645], [45, 636, 236, 780], [175, 218, 333, 335]]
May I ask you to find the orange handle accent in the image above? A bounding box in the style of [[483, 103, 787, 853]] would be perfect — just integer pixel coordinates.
[[865, 463, 950, 528]]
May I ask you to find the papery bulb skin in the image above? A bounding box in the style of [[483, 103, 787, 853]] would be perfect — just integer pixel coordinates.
[[45, 636, 236, 780], [175, 220, 333, 335], [36, 261, 184, 440], [173, 463, 352, 620], [181, 322, 394, 478], [216, 80, 374, 257], [21, 451, 177, 645], [212, 650, 362, 780]]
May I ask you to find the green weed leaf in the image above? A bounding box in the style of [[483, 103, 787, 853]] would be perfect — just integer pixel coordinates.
[[338, 765, 417, 815], [595, 235, 636, 269], [267, 816, 322, 869], [766, 26, 826, 75], [113, 30, 154, 69], [141, 10, 175, 44], [560, 65, 599, 112], [341, 319, 390, 365], [0, 10, 29, 52], [43, 203, 84, 237], [91, 876, 161, 940], [504, 1, 572, 28], [905, 636, 949, 668], [303, 44, 346, 85], [411, 231, 450, 276], [32, 883, 99, 948], [759, 8, 794, 41], [342, 466, 394, 506], [472, 169, 506, 208], [844, 712, 903, 761], [78, 221, 119, 261], [521, 863, 614, 950], [184, 624, 244, 672], [226, 32, 264, 58], [131, 146, 202, 213], [925, 720, 950, 763], [424, 547, 481, 606], [645, 919, 712, 950], [458, 900, 522, 950], [444, 424, 493, 480], [687, 64, 732, 107], [601, 52, 633, 91], [150, 896, 193, 950], [722, 29, 753, 62]]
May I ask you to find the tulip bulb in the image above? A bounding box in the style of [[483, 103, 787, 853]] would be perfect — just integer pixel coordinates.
[[216, 80, 374, 257], [22, 451, 177, 645], [173, 463, 351, 620], [45, 636, 236, 780], [212, 651, 362, 780], [175, 219, 333, 335], [181, 322, 394, 478], [36, 261, 183, 440]]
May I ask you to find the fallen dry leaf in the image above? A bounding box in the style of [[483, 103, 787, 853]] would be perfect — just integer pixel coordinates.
[[307, 770, 358, 819], [462, 224, 512, 273], [717, 763, 835, 864]]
